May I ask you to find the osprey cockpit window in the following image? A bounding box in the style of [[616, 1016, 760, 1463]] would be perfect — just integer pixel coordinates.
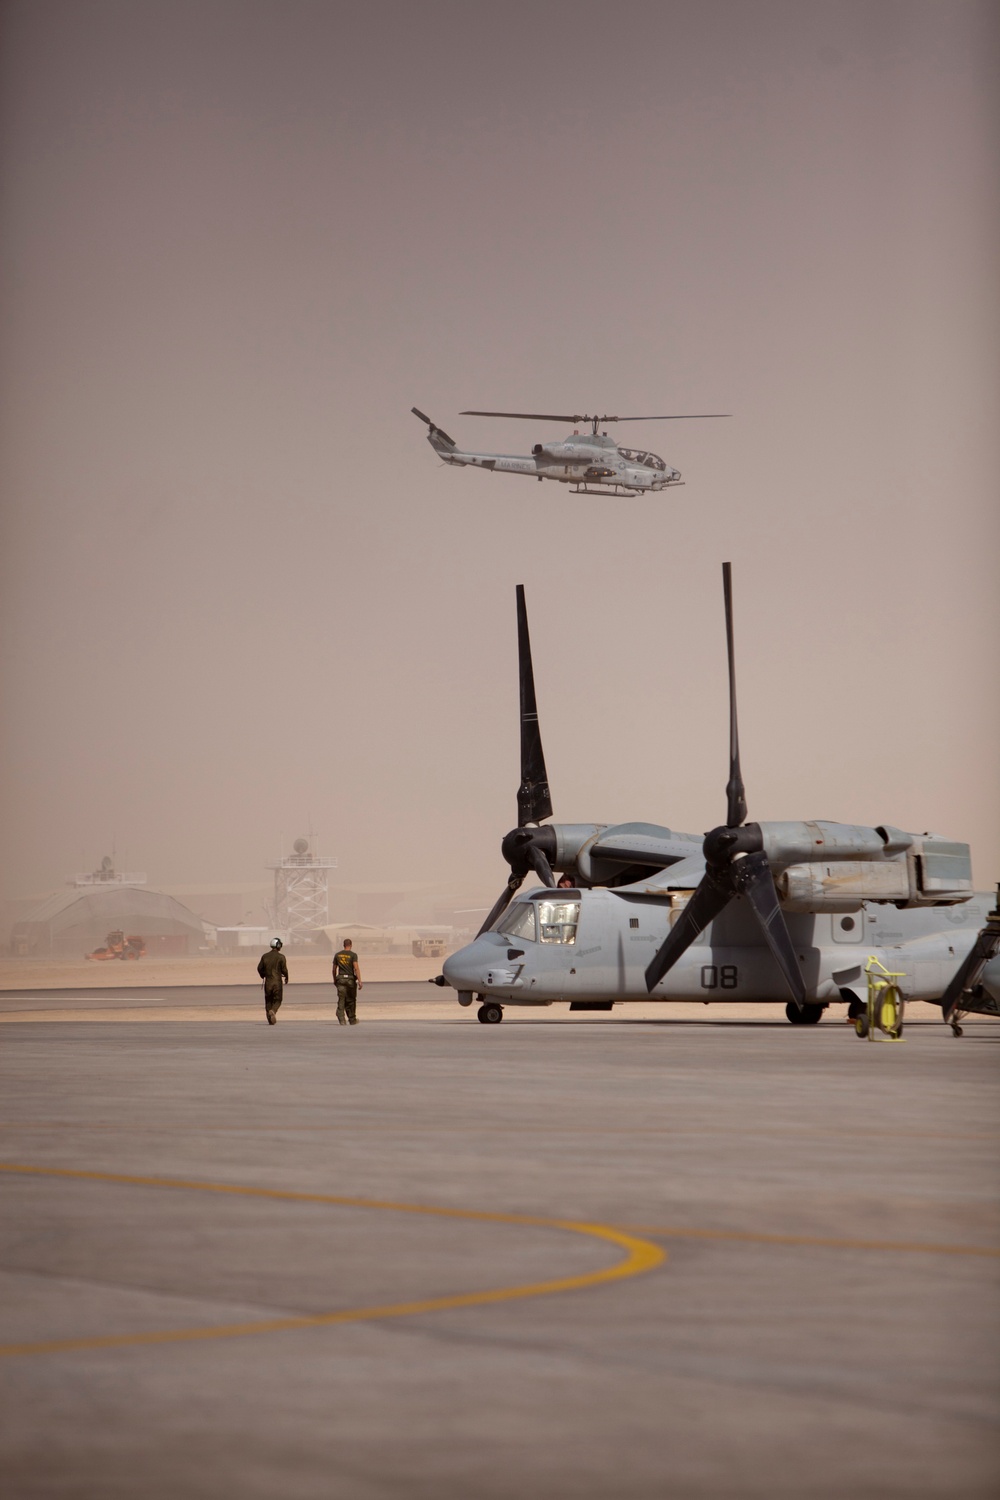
[[536, 899, 580, 944], [495, 903, 537, 942]]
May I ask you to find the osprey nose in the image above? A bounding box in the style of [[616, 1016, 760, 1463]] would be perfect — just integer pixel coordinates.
[[442, 943, 486, 991]]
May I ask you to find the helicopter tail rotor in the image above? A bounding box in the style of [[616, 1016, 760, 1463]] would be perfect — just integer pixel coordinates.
[[411, 407, 457, 451], [644, 563, 805, 1007]]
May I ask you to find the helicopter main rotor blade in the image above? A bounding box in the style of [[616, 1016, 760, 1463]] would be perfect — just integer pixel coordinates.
[[723, 561, 747, 829], [608, 414, 731, 422], [461, 411, 588, 424], [644, 877, 730, 992], [516, 584, 552, 827], [461, 411, 731, 425]]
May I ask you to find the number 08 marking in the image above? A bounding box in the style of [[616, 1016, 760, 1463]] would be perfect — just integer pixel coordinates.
[[700, 965, 738, 990]]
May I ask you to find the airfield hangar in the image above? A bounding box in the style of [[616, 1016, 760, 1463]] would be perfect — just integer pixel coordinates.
[[10, 886, 211, 958]]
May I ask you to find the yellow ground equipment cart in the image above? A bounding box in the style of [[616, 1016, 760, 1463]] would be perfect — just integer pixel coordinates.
[[854, 957, 906, 1041]]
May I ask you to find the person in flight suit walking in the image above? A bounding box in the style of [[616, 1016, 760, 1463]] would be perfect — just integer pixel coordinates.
[[332, 938, 362, 1025], [257, 937, 289, 1025]]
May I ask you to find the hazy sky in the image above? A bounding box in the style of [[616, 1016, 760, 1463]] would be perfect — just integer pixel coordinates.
[[1, 0, 998, 907]]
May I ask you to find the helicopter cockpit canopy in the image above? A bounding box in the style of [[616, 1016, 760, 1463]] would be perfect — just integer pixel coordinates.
[[617, 447, 668, 472]]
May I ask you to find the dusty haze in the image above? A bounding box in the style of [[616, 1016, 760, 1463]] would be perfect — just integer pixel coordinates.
[[1, 0, 998, 914]]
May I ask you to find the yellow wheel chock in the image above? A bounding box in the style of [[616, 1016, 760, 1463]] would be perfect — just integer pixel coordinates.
[[857, 957, 907, 1042]]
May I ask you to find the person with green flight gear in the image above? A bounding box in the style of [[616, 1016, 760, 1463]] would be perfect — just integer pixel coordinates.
[[332, 938, 362, 1026], [257, 937, 289, 1025]]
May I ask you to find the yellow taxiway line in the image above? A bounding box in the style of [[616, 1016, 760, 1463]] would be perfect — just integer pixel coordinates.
[[3, 1166, 994, 1360], [0, 1164, 664, 1359], [624, 1225, 1000, 1257]]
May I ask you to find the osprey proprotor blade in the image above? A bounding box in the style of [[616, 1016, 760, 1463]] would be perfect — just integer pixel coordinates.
[[644, 563, 805, 1008]]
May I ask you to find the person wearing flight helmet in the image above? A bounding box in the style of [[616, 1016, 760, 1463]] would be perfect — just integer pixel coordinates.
[[257, 937, 289, 1025]]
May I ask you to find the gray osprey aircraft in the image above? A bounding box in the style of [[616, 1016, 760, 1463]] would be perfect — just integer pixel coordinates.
[[440, 569, 996, 1030], [412, 407, 729, 496]]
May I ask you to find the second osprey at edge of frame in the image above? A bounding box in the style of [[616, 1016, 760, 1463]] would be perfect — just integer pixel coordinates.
[[411, 406, 730, 497]]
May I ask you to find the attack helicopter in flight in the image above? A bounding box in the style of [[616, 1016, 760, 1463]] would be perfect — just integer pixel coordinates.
[[412, 406, 729, 497], [438, 570, 997, 1032]]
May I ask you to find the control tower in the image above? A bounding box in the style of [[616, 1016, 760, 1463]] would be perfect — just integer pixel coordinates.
[[70, 855, 146, 888], [267, 838, 337, 943]]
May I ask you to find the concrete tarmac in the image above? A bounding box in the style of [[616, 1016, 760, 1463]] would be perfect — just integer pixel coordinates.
[[0, 989, 997, 1498]]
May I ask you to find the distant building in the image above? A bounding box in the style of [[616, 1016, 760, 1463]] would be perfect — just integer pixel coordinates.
[[157, 884, 270, 928], [215, 925, 271, 954], [322, 922, 453, 957], [70, 855, 146, 887], [10, 886, 212, 958]]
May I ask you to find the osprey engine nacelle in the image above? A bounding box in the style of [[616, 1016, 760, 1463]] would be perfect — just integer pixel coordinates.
[[772, 826, 973, 911]]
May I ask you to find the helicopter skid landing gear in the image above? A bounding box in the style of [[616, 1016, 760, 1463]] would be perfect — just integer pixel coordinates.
[[477, 1002, 504, 1024], [786, 1002, 824, 1025]]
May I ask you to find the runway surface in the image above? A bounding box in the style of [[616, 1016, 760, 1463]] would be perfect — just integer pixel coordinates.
[[1, 988, 997, 1498]]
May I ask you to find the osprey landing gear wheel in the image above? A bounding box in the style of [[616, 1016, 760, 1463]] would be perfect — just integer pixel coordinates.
[[477, 1001, 504, 1024], [786, 1002, 824, 1025]]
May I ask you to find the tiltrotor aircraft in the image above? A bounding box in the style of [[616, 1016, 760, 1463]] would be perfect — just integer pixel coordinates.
[[412, 407, 729, 496], [439, 570, 999, 1032]]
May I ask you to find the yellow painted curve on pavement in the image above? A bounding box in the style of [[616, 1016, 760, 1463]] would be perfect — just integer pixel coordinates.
[[0, 1164, 665, 1359], [624, 1224, 1000, 1258]]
